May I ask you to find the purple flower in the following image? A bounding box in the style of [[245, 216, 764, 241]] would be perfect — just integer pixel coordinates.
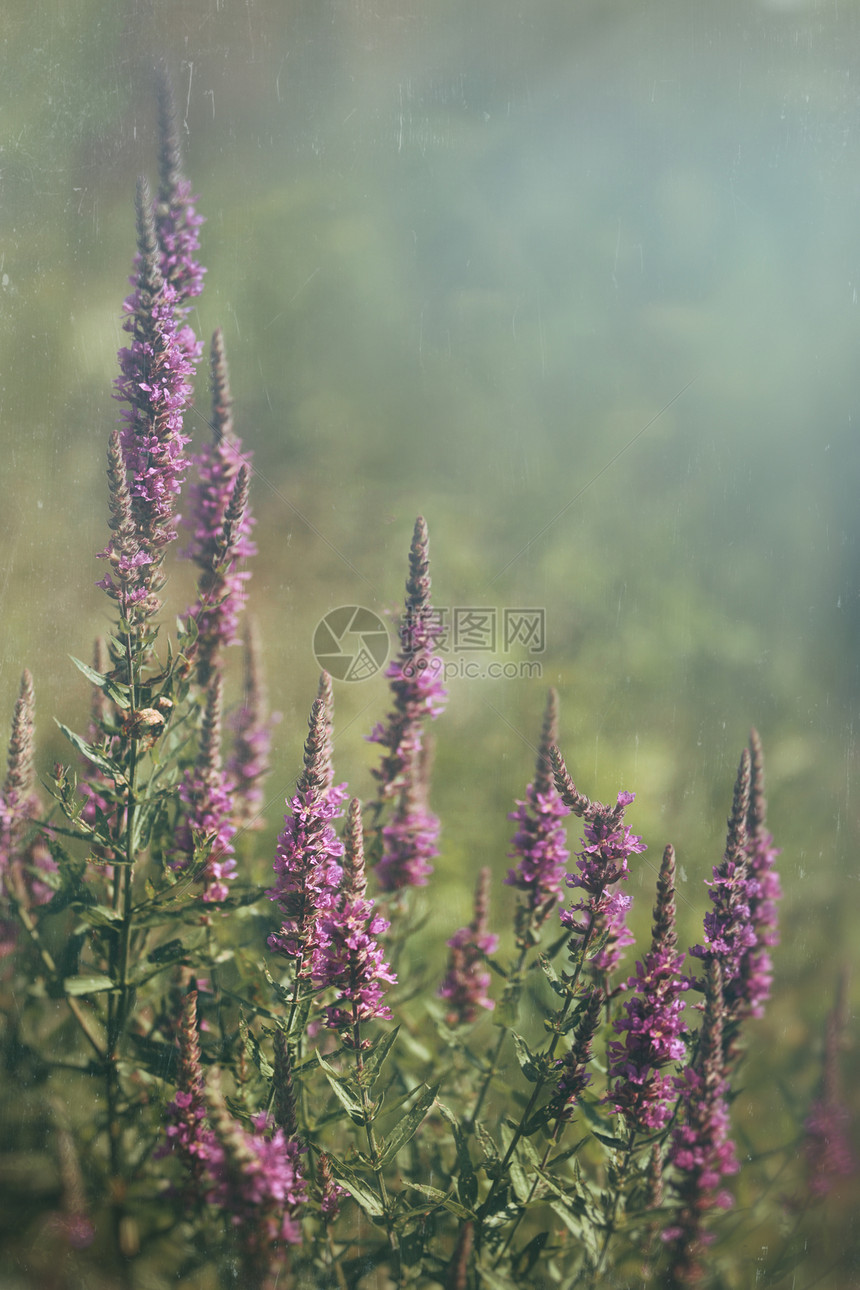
[[154, 69, 206, 306], [607, 845, 690, 1132], [664, 961, 739, 1284], [312, 894, 397, 1040], [311, 797, 396, 1043], [268, 675, 346, 963], [505, 689, 570, 946], [691, 737, 780, 1031], [171, 678, 237, 903], [367, 517, 447, 890], [184, 331, 257, 684], [551, 751, 645, 955], [438, 867, 499, 1026], [0, 672, 57, 955], [159, 990, 216, 1182], [99, 179, 200, 620]]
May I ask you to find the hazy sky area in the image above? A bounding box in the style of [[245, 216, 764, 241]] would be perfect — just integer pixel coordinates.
[[2, 0, 859, 1024]]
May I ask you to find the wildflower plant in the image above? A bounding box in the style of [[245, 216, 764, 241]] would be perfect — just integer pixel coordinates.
[[0, 72, 853, 1290]]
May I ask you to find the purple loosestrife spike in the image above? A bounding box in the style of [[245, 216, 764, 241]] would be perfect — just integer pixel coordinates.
[[204, 1068, 307, 1276], [691, 748, 773, 1040], [556, 759, 645, 960], [368, 517, 446, 890], [315, 1151, 346, 1223], [664, 960, 739, 1287], [113, 177, 199, 559], [154, 66, 205, 304], [607, 845, 691, 1132], [548, 989, 603, 1120], [343, 797, 367, 899], [184, 331, 257, 684], [267, 675, 346, 964], [803, 973, 857, 1198], [159, 989, 218, 1185], [377, 741, 440, 890], [726, 729, 781, 1021], [95, 430, 160, 624], [172, 677, 238, 903], [506, 690, 571, 947], [311, 800, 396, 1044], [0, 673, 56, 955], [438, 867, 499, 1026], [226, 617, 277, 831]]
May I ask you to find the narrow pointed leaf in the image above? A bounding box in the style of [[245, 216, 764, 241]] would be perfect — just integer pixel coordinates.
[[64, 973, 115, 996], [361, 1025, 400, 1089], [377, 1082, 438, 1166]]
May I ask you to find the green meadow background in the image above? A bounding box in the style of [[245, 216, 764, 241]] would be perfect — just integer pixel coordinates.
[[2, 0, 859, 1283]]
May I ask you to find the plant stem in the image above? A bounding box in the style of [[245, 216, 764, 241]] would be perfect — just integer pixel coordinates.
[[352, 1007, 401, 1287]]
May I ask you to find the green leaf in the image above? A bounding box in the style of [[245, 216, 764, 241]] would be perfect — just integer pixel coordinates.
[[75, 903, 123, 928], [401, 1181, 473, 1220], [377, 1082, 438, 1166], [511, 1031, 543, 1083], [329, 1159, 384, 1217], [437, 1099, 478, 1209], [68, 656, 131, 709], [538, 954, 567, 997], [317, 1052, 365, 1123], [54, 721, 126, 784], [591, 1129, 628, 1151], [63, 973, 115, 996], [361, 1025, 400, 1089]]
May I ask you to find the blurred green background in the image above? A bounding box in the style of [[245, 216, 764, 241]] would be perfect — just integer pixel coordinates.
[[1, 0, 858, 1274]]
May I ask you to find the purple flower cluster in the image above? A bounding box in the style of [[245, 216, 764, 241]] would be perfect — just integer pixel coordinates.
[[0, 672, 56, 957], [154, 69, 206, 306], [554, 773, 646, 956], [161, 992, 306, 1277], [691, 738, 781, 1027], [268, 676, 346, 963], [171, 679, 237, 903], [368, 517, 447, 890], [607, 845, 690, 1132], [311, 797, 396, 1043], [184, 331, 257, 683], [505, 690, 570, 945], [98, 180, 200, 618], [664, 962, 739, 1283], [313, 895, 396, 1039], [438, 867, 499, 1026]]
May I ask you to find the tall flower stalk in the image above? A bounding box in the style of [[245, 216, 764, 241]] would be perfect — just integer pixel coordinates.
[[367, 516, 447, 892], [664, 961, 740, 1287], [183, 329, 256, 684]]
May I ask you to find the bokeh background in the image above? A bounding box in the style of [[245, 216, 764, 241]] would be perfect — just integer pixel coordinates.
[[2, 0, 859, 1281]]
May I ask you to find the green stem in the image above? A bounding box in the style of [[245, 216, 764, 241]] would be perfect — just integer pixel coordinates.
[[590, 1125, 637, 1283], [352, 1008, 401, 1286], [466, 945, 529, 1135], [477, 916, 598, 1231]]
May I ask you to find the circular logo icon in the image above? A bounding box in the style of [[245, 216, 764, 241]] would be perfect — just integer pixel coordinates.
[[312, 606, 390, 682]]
